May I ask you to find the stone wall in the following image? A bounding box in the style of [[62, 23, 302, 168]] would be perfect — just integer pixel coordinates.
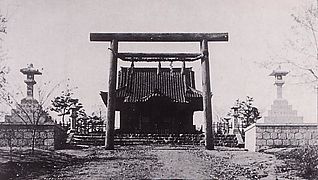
[[0, 124, 67, 150], [245, 123, 318, 152]]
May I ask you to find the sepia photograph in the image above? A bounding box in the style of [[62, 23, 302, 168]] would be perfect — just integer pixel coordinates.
[[0, 0, 318, 179]]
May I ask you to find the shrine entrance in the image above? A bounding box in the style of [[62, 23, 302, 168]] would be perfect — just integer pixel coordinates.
[[124, 97, 182, 134], [90, 33, 228, 150]]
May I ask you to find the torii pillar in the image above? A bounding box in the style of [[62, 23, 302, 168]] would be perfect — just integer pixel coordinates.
[[90, 33, 228, 150]]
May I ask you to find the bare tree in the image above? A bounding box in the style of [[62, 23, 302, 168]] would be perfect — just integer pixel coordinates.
[[261, 1, 318, 84], [0, 17, 65, 151], [0, 78, 61, 152], [0, 13, 13, 157], [0, 14, 7, 35], [0, 13, 8, 88]]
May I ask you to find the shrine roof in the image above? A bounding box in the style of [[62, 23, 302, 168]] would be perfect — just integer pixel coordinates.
[[116, 67, 202, 103]]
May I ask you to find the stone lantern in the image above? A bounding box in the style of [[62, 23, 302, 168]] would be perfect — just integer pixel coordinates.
[[231, 105, 240, 134], [70, 104, 79, 132], [269, 65, 289, 99], [20, 64, 42, 99], [223, 116, 231, 134], [263, 66, 303, 124]]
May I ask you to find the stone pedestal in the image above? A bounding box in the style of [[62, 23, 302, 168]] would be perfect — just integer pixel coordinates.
[[263, 99, 303, 124], [5, 98, 53, 125]]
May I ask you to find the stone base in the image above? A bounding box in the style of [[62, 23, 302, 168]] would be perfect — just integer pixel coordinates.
[[263, 99, 303, 124], [0, 124, 67, 150]]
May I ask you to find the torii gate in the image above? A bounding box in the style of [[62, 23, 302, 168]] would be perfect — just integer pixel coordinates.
[[90, 33, 228, 150]]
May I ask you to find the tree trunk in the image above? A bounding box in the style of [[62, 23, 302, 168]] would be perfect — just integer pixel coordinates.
[[8, 130, 12, 161], [31, 127, 36, 154]]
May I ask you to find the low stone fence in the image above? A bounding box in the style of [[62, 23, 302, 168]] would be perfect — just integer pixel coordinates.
[[245, 123, 318, 152], [0, 123, 67, 150]]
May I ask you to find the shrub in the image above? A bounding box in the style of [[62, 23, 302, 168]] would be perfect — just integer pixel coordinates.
[[276, 146, 318, 179]]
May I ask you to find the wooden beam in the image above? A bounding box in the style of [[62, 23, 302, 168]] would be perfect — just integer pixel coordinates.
[[201, 39, 214, 150], [117, 52, 202, 62], [105, 39, 118, 150], [90, 33, 228, 42]]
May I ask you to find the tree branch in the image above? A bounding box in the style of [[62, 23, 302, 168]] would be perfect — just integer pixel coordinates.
[[307, 20, 318, 60]]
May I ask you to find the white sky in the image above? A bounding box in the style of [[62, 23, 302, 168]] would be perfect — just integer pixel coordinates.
[[0, 0, 317, 125]]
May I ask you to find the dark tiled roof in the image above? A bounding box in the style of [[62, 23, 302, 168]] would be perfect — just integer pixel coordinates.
[[116, 67, 202, 103]]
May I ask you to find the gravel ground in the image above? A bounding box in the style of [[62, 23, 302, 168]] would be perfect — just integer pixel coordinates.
[[43, 145, 295, 179], [0, 146, 303, 179]]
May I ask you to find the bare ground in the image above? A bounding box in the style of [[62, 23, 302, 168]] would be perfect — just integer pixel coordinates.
[[0, 146, 305, 179]]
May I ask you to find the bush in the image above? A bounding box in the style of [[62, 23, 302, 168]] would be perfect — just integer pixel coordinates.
[[276, 146, 318, 179]]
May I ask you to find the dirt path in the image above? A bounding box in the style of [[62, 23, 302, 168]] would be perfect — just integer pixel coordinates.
[[149, 147, 285, 179], [37, 145, 294, 180], [149, 147, 212, 179]]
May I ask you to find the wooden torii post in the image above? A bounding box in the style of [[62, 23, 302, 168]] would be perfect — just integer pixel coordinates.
[[90, 33, 228, 150]]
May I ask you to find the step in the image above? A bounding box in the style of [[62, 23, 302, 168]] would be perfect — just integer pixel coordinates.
[[69, 133, 243, 147]]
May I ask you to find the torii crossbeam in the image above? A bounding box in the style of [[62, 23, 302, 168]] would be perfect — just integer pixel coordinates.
[[90, 33, 229, 150], [117, 52, 202, 62]]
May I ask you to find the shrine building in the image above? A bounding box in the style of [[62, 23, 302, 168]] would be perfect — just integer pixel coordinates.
[[101, 66, 203, 134]]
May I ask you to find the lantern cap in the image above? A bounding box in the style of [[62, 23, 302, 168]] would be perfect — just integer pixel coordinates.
[[20, 63, 42, 75], [269, 66, 289, 77]]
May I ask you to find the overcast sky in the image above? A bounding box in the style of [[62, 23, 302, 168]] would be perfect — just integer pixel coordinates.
[[0, 0, 317, 125]]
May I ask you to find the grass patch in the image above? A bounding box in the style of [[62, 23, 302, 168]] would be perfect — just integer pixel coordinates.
[[275, 146, 318, 179], [0, 148, 81, 179]]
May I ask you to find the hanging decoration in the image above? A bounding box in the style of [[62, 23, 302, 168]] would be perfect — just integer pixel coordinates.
[[125, 60, 134, 92], [128, 60, 134, 75], [181, 60, 186, 75], [169, 61, 173, 75], [157, 61, 162, 75]]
